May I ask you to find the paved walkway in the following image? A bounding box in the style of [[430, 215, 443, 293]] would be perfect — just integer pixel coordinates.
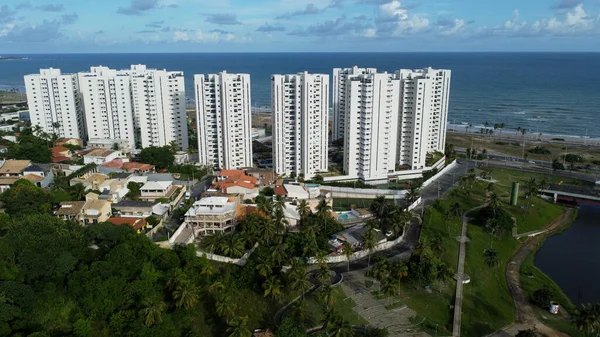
[[452, 215, 469, 337], [340, 272, 430, 337], [489, 209, 575, 337]]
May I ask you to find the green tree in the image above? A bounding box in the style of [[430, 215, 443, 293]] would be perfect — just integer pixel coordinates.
[[1, 182, 54, 216], [173, 282, 199, 310], [574, 303, 600, 335], [276, 316, 309, 337], [140, 298, 166, 327], [325, 313, 354, 337], [483, 249, 500, 268], [262, 276, 282, 301], [216, 293, 237, 322], [227, 316, 252, 337], [342, 241, 354, 272], [139, 146, 175, 170], [296, 199, 311, 227], [68, 183, 87, 201], [320, 285, 335, 309], [316, 199, 332, 218], [532, 288, 553, 308], [364, 228, 377, 268]]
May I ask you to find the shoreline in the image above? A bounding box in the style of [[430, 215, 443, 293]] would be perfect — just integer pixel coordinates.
[[448, 126, 600, 146]]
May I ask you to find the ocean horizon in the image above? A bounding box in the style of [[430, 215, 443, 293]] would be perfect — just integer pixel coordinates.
[[2, 52, 599, 138]]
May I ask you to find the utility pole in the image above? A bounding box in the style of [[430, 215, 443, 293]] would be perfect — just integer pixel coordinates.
[[522, 141, 525, 160], [584, 129, 588, 146]]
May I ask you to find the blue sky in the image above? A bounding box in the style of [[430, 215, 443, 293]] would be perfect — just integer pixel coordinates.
[[1, 0, 600, 52]]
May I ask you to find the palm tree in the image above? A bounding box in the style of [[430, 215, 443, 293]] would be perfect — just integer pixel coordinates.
[[369, 195, 388, 225], [483, 249, 500, 268], [342, 241, 354, 272], [296, 199, 311, 226], [173, 282, 199, 310], [320, 284, 335, 309], [263, 276, 282, 301], [255, 195, 273, 216], [257, 219, 277, 246], [434, 262, 454, 283], [216, 293, 237, 321], [326, 313, 354, 337], [485, 182, 495, 193], [69, 183, 87, 201], [256, 260, 273, 278], [270, 243, 288, 266], [364, 228, 377, 268], [487, 192, 502, 214], [391, 262, 408, 282], [430, 234, 446, 254], [316, 199, 332, 218], [140, 298, 166, 327], [199, 231, 225, 253], [208, 281, 225, 294], [220, 234, 244, 258], [316, 264, 331, 284], [573, 303, 600, 335], [291, 271, 312, 299], [227, 316, 252, 337], [381, 279, 399, 304], [274, 194, 286, 212], [449, 202, 463, 219], [405, 186, 421, 204]]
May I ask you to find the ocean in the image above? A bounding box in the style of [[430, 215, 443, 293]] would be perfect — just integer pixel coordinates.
[[1, 52, 599, 138]]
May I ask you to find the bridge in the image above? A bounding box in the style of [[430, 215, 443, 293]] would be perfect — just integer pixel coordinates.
[[540, 183, 600, 205]]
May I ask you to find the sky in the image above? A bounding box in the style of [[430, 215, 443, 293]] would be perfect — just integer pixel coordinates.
[[1, 0, 600, 53]]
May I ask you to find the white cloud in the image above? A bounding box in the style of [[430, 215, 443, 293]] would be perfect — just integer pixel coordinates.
[[362, 28, 377, 37], [375, 1, 430, 36], [172, 29, 247, 43], [439, 18, 465, 35]]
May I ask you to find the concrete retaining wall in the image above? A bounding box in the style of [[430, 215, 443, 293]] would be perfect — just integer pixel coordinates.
[[422, 159, 457, 188], [307, 233, 404, 264]]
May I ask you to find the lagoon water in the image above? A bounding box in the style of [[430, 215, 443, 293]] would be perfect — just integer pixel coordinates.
[[1, 52, 600, 138], [535, 204, 600, 306]]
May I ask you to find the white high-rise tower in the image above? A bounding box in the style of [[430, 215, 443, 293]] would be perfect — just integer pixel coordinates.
[[272, 72, 329, 178], [332, 66, 377, 142], [343, 72, 400, 180], [396, 68, 451, 170], [77, 66, 135, 151], [194, 71, 253, 169], [130, 65, 188, 151], [24, 68, 86, 139]]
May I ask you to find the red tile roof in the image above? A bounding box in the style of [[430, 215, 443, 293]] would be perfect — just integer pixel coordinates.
[[217, 169, 247, 178], [274, 185, 287, 196], [51, 145, 70, 157], [101, 159, 125, 169], [122, 162, 155, 172], [107, 217, 148, 231], [52, 155, 71, 163], [219, 181, 256, 191]]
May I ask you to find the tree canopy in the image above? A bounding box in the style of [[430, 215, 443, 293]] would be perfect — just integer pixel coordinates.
[[139, 146, 175, 170]]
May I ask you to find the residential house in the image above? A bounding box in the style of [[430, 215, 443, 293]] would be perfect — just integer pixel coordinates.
[[329, 226, 388, 252], [246, 168, 276, 186], [0, 160, 30, 176], [184, 196, 239, 236], [113, 200, 156, 218], [22, 164, 54, 188], [122, 162, 155, 174], [80, 199, 111, 225], [51, 145, 73, 163], [0, 174, 45, 193], [83, 148, 122, 165], [70, 173, 108, 190], [140, 181, 174, 201], [274, 184, 309, 200], [97, 178, 129, 203], [213, 169, 258, 199], [107, 217, 149, 234], [88, 139, 131, 153], [56, 138, 83, 147], [55, 201, 86, 222]]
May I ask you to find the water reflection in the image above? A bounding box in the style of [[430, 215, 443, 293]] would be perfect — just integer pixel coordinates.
[[535, 204, 600, 306]]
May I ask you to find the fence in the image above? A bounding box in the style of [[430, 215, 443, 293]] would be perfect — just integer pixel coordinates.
[[422, 159, 457, 188], [307, 233, 404, 264], [195, 242, 259, 266], [324, 186, 407, 200]]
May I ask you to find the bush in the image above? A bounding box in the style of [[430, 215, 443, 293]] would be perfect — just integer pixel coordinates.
[[364, 280, 374, 288], [261, 186, 274, 196], [528, 146, 551, 155], [562, 153, 584, 163], [532, 288, 553, 308], [495, 142, 508, 145]]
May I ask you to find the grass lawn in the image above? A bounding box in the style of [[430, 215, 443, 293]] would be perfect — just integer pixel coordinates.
[[519, 211, 580, 336], [447, 132, 600, 166], [302, 286, 367, 328], [461, 223, 519, 337], [404, 166, 577, 337]]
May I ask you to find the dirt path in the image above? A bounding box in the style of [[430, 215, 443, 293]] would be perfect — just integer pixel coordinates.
[[492, 208, 575, 337]]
